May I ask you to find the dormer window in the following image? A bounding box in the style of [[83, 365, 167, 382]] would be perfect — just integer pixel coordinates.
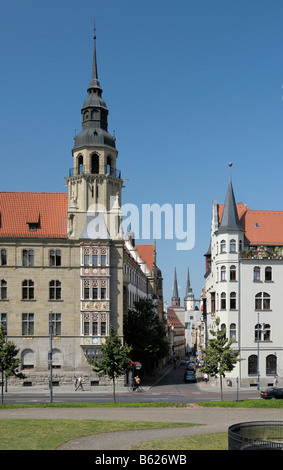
[[28, 223, 38, 232]]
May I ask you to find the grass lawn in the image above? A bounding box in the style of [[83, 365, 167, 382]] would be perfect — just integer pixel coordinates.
[[0, 419, 197, 450], [1, 399, 283, 450], [131, 432, 228, 450]]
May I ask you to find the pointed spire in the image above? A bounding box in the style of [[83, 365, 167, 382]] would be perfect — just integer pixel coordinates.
[[218, 163, 243, 232], [185, 267, 193, 298], [73, 23, 116, 151], [172, 268, 180, 307], [88, 21, 102, 92]]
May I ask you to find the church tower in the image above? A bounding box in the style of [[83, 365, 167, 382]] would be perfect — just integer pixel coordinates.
[[171, 268, 180, 307], [184, 267, 195, 311], [66, 25, 123, 240], [65, 25, 125, 342]]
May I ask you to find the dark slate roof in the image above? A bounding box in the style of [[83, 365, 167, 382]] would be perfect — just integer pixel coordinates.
[[217, 180, 243, 232]]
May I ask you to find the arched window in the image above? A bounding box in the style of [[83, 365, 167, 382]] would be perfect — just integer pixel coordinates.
[[78, 155, 84, 174], [220, 323, 226, 339], [221, 266, 226, 281], [0, 280, 7, 300], [230, 239, 236, 252], [221, 292, 226, 310], [248, 355, 257, 375], [49, 250, 61, 266], [1, 249, 7, 265], [220, 240, 226, 253], [230, 323, 236, 340], [230, 265, 236, 281], [265, 266, 272, 281], [255, 292, 270, 310], [253, 266, 260, 281], [21, 349, 34, 369], [91, 153, 99, 174], [230, 292, 236, 310], [106, 156, 112, 175], [22, 249, 34, 267], [266, 354, 277, 375]]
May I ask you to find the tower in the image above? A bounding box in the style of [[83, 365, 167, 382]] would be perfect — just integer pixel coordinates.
[[66, 25, 123, 240], [171, 268, 180, 307], [184, 267, 195, 311], [65, 25, 125, 342]]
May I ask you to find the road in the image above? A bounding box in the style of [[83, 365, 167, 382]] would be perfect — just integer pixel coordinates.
[[2, 363, 261, 405]]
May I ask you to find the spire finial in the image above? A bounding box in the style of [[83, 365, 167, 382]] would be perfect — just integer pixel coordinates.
[[228, 162, 233, 183], [92, 20, 98, 81]]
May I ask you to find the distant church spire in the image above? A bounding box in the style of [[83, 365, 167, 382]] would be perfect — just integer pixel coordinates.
[[171, 268, 180, 307], [185, 267, 193, 298]]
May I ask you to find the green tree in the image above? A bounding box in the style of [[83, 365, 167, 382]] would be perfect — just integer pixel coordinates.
[[200, 317, 241, 400], [0, 325, 26, 404], [88, 325, 132, 402], [124, 298, 169, 375]]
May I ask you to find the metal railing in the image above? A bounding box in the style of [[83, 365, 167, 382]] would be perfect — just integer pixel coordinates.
[[228, 421, 283, 450], [68, 167, 121, 178]]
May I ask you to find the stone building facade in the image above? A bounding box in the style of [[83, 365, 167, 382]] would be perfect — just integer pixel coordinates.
[[0, 28, 163, 386]]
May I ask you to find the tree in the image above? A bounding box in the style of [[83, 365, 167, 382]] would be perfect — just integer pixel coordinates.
[[124, 298, 169, 375], [0, 325, 26, 404], [200, 317, 241, 400], [88, 325, 132, 402]]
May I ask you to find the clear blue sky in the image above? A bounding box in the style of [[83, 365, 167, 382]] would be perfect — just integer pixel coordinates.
[[1, 0, 283, 305]]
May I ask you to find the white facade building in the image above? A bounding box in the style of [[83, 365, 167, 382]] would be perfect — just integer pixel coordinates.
[[205, 171, 283, 387]]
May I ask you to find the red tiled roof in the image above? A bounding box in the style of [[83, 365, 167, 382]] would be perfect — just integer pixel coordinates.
[[218, 203, 283, 246], [136, 244, 155, 271], [0, 192, 68, 238], [167, 307, 184, 328]]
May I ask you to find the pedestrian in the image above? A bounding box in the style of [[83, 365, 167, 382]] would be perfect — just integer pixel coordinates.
[[204, 373, 208, 383], [76, 375, 84, 391], [73, 376, 78, 390], [133, 376, 141, 391], [273, 376, 278, 387]]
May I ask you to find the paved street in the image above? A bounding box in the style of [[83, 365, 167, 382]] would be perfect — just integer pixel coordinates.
[[2, 362, 261, 405]]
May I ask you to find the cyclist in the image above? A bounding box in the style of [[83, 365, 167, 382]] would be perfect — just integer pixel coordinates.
[[133, 375, 141, 391]]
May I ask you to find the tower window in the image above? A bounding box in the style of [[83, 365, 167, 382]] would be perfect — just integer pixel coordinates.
[[91, 154, 99, 174]]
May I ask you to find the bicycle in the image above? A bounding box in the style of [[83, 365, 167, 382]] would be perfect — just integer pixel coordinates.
[[128, 383, 143, 392]]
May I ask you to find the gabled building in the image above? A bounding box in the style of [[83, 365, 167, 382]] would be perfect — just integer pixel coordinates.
[[205, 167, 283, 387], [0, 27, 163, 386]]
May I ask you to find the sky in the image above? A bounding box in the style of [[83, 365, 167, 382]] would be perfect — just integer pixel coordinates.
[[1, 0, 283, 305]]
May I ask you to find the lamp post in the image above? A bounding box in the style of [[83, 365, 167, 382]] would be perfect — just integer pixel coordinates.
[[48, 310, 53, 403], [257, 312, 260, 390]]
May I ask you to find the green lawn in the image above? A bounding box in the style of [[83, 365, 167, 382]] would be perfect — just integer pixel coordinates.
[[1, 399, 283, 450], [0, 419, 197, 450], [131, 432, 228, 450]]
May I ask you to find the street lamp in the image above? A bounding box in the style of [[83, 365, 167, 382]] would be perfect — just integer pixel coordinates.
[[48, 310, 53, 403]]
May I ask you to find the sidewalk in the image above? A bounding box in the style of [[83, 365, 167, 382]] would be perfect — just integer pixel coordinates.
[[4, 363, 173, 395]]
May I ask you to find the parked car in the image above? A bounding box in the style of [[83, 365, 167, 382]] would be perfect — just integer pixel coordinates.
[[184, 371, 197, 383], [261, 388, 283, 399]]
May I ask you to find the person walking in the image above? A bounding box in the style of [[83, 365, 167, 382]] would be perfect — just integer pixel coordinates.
[[273, 376, 278, 387], [73, 376, 78, 390], [76, 375, 84, 391]]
